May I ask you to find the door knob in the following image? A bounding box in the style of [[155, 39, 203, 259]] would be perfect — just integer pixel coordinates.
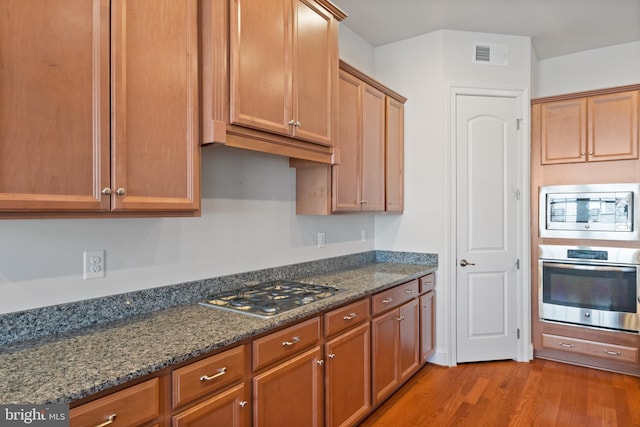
[[459, 259, 476, 267]]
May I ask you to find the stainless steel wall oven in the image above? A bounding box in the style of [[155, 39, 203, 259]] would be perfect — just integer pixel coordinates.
[[539, 245, 640, 333]]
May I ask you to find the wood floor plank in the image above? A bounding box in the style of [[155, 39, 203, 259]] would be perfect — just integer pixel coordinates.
[[358, 359, 640, 426]]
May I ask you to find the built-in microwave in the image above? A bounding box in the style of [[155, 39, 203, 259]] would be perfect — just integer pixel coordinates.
[[539, 183, 640, 240]]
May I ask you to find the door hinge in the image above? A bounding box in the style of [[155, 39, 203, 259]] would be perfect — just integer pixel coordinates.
[[514, 188, 521, 200], [515, 259, 520, 269], [516, 118, 523, 130], [517, 328, 520, 339]]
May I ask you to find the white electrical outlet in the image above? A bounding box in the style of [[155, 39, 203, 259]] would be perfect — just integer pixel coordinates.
[[361, 229, 367, 242], [83, 250, 105, 279], [317, 232, 326, 248]]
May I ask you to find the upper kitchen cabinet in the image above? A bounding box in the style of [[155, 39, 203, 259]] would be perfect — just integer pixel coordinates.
[[537, 89, 639, 165], [293, 62, 407, 215], [201, 0, 346, 164], [0, 0, 200, 215]]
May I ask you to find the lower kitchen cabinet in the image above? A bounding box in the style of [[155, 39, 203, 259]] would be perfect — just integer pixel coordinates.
[[371, 296, 420, 405], [70, 378, 161, 427], [252, 346, 324, 427], [420, 291, 435, 363], [325, 322, 371, 427], [172, 382, 250, 427]]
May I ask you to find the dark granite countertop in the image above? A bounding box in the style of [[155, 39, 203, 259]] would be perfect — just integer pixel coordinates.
[[0, 261, 436, 405]]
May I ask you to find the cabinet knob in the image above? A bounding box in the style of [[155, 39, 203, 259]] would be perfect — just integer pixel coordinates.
[[295, 121, 301, 127], [580, 151, 586, 156], [359, 200, 368, 205], [328, 353, 335, 359], [288, 119, 296, 125], [239, 400, 248, 408], [101, 188, 112, 195], [382, 297, 394, 304], [317, 359, 324, 366], [116, 188, 126, 196]]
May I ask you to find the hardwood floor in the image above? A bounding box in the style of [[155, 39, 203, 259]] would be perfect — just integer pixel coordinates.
[[359, 359, 640, 426]]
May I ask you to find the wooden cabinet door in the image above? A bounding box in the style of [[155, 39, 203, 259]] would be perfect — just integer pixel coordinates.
[[588, 90, 639, 162], [398, 298, 420, 381], [111, 0, 200, 212], [253, 346, 324, 427], [333, 70, 363, 212], [0, 0, 110, 212], [325, 323, 371, 427], [361, 84, 386, 212], [540, 98, 587, 165], [229, 0, 292, 137], [420, 291, 436, 363], [292, 0, 337, 146], [385, 97, 404, 212], [371, 309, 399, 405], [172, 383, 250, 427]]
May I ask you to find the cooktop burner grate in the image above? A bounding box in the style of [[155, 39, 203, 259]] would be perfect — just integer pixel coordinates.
[[199, 280, 342, 318]]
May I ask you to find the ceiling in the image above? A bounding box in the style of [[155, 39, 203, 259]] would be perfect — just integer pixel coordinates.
[[330, 0, 640, 60]]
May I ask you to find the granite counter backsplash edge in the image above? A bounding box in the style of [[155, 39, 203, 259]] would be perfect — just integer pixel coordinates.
[[0, 250, 437, 347]]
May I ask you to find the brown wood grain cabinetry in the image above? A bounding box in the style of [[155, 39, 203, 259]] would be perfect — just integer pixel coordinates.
[[293, 62, 406, 215], [419, 274, 436, 363], [70, 378, 161, 427], [201, 0, 345, 164], [0, 0, 200, 215], [539, 90, 638, 165], [172, 345, 247, 409], [171, 345, 250, 427], [385, 97, 405, 212], [253, 346, 324, 427], [324, 300, 371, 427], [531, 84, 640, 376], [172, 383, 250, 427], [371, 280, 421, 405]]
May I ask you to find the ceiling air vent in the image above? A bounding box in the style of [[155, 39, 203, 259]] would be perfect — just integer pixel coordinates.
[[473, 43, 508, 66]]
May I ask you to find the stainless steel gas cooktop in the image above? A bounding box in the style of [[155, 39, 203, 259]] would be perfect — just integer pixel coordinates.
[[199, 280, 342, 318]]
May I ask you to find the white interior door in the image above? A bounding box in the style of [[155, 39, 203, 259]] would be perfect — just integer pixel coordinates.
[[455, 93, 520, 363]]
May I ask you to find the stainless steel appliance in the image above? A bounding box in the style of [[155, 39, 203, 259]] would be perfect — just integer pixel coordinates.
[[539, 245, 640, 332], [199, 280, 342, 318], [539, 183, 640, 240]]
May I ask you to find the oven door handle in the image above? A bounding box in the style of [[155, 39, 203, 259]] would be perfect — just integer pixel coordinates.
[[543, 262, 636, 273]]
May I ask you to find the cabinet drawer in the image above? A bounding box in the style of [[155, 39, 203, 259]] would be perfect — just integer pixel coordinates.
[[419, 274, 435, 294], [172, 345, 247, 408], [542, 334, 638, 364], [253, 317, 321, 371], [70, 378, 160, 427], [324, 298, 370, 337], [372, 280, 419, 315]]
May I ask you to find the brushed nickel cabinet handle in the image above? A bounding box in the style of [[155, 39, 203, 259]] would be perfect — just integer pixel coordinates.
[[559, 343, 574, 348], [288, 119, 296, 125], [200, 367, 227, 381], [239, 400, 248, 408], [282, 336, 301, 347], [101, 188, 112, 195], [116, 188, 125, 196], [328, 353, 335, 359], [94, 414, 116, 427], [382, 297, 394, 304], [397, 316, 405, 321], [317, 359, 324, 366], [604, 350, 622, 356], [343, 312, 357, 320], [404, 288, 414, 294]]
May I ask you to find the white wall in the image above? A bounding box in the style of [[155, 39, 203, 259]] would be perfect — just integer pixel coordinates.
[[536, 41, 640, 98], [337, 24, 376, 75], [373, 30, 532, 365], [0, 147, 375, 314]]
